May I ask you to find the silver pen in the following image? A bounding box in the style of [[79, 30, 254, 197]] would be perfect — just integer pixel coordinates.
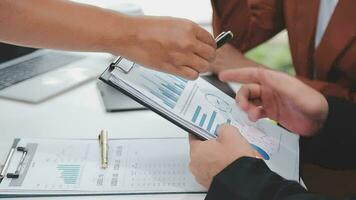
[[98, 130, 108, 169]]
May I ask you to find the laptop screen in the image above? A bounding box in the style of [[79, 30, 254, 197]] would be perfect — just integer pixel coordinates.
[[0, 43, 38, 64]]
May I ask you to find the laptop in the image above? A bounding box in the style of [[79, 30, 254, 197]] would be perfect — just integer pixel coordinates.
[[0, 43, 111, 103]]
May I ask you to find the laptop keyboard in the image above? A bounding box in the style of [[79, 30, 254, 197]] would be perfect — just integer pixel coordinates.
[[0, 52, 84, 90]]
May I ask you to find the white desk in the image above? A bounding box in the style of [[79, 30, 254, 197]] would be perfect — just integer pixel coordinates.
[[0, 0, 215, 199]]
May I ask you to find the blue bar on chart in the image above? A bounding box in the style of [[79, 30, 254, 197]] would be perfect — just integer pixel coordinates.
[[199, 114, 207, 127], [57, 164, 81, 185], [150, 90, 175, 109], [191, 106, 218, 131], [173, 75, 188, 83], [158, 87, 179, 102], [162, 83, 183, 96], [207, 111, 217, 132], [192, 106, 202, 123], [140, 74, 188, 109], [170, 76, 187, 90]]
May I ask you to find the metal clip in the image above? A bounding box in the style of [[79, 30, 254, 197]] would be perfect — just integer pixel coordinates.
[[109, 56, 135, 74], [6, 147, 28, 179]]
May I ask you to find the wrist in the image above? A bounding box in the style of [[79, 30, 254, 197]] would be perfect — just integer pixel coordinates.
[[100, 12, 139, 56]]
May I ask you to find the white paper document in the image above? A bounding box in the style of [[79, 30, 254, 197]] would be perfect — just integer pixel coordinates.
[[0, 138, 205, 197], [108, 58, 300, 181]]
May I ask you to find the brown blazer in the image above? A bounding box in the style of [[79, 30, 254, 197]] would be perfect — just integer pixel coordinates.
[[212, 0, 356, 101]]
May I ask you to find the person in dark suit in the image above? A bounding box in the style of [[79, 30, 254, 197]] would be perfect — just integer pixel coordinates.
[[189, 68, 356, 200]]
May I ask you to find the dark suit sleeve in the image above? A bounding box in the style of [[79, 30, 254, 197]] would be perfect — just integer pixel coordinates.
[[300, 96, 356, 169], [205, 157, 349, 200]]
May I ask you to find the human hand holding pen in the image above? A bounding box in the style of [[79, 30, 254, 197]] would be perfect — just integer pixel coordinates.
[[0, 1, 217, 81], [117, 16, 217, 80]]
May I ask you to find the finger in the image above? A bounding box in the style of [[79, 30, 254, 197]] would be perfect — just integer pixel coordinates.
[[195, 27, 216, 48], [188, 133, 202, 152], [236, 84, 261, 111], [185, 54, 210, 73], [219, 68, 263, 84], [247, 106, 267, 122], [194, 41, 216, 62], [250, 99, 263, 107], [236, 86, 250, 111], [216, 124, 240, 142], [173, 66, 199, 80]]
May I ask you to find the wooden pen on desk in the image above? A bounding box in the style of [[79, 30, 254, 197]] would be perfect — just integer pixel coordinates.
[[98, 130, 108, 169]]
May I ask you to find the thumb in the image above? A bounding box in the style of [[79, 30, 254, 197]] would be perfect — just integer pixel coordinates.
[[217, 124, 241, 143], [188, 133, 203, 152]]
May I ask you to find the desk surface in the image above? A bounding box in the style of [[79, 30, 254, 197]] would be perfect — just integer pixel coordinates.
[[0, 1, 217, 199]]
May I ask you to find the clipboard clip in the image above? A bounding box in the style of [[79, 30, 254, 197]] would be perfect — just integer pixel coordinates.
[[109, 56, 135, 74], [6, 147, 28, 179]]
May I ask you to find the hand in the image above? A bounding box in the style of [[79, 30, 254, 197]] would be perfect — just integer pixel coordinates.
[[117, 16, 216, 80], [189, 124, 257, 188], [219, 68, 329, 136], [210, 44, 264, 74]]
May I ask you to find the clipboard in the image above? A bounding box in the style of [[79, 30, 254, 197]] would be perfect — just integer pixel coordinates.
[[97, 56, 301, 177], [99, 62, 208, 140]]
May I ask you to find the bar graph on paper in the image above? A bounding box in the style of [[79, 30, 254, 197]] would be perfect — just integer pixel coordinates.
[[57, 164, 81, 185], [191, 104, 274, 160], [140, 74, 188, 109], [191, 105, 234, 135]]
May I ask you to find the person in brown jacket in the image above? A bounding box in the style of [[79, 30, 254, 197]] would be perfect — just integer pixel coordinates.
[[210, 0, 356, 196], [210, 0, 355, 102]]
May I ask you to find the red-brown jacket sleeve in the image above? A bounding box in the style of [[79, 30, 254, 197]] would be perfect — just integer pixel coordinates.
[[297, 76, 356, 102], [211, 0, 285, 52]]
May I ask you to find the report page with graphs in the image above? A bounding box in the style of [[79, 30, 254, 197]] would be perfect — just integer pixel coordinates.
[[107, 57, 300, 181], [0, 138, 205, 196]]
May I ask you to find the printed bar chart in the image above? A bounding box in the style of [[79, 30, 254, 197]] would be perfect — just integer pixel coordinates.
[[57, 164, 81, 185], [192, 106, 202, 123], [207, 111, 217, 131], [191, 106, 219, 134], [199, 114, 207, 127], [140, 74, 188, 109]]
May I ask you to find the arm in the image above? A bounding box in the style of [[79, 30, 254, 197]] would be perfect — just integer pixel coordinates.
[[188, 125, 341, 200], [211, 0, 285, 52], [0, 0, 216, 79], [207, 157, 339, 200], [219, 68, 356, 169], [0, 0, 127, 54]]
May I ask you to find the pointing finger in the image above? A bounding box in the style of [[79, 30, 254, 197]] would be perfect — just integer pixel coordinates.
[[219, 68, 263, 84]]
